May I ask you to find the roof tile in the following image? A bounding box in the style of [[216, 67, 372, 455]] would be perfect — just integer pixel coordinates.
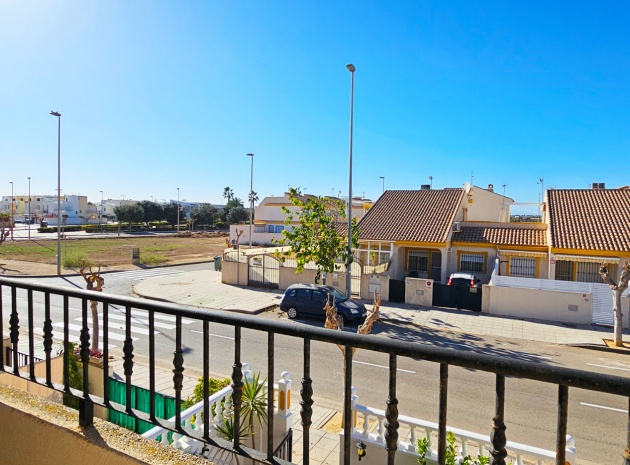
[[357, 189, 464, 243], [454, 227, 547, 247]]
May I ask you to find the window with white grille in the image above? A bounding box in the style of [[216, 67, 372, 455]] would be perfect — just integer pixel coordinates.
[[509, 257, 536, 278], [460, 253, 484, 273], [407, 250, 428, 273], [577, 262, 617, 283]]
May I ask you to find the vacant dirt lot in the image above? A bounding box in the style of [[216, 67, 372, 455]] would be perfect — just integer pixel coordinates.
[[0, 234, 230, 267]]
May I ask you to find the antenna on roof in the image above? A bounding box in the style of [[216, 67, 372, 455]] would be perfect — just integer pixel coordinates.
[[470, 171, 474, 186], [429, 176, 433, 189]]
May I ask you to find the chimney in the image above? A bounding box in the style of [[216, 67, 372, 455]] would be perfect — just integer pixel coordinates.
[[488, 184, 494, 192], [420, 184, 431, 190]]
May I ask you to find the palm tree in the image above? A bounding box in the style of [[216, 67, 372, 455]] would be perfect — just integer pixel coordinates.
[[248, 191, 259, 205], [223, 187, 234, 202]]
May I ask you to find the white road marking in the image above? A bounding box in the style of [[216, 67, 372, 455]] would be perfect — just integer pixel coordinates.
[[587, 363, 630, 372], [102, 313, 176, 330], [533, 355, 552, 360], [82, 317, 158, 336], [53, 322, 138, 342], [190, 330, 235, 340], [110, 307, 195, 324], [580, 402, 628, 413], [353, 360, 416, 374]]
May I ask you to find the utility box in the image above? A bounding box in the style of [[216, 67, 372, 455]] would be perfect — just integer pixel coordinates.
[[131, 247, 140, 265]]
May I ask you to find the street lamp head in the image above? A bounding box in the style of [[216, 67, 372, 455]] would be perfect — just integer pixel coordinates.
[[346, 63, 356, 72], [50, 111, 61, 117], [247, 153, 254, 157]]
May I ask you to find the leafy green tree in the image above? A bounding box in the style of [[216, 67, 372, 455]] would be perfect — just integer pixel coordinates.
[[273, 187, 359, 284], [113, 204, 144, 231], [163, 202, 184, 228], [138, 200, 164, 223], [227, 206, 248, 224], [191, 203, 219, 227], [222, 197, 245, 222]]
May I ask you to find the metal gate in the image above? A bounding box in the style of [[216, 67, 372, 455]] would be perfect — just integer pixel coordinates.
[[432, 283, 482, 311], [248, 254, 280, 289]]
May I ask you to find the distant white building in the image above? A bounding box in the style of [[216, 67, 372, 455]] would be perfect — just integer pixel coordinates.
[[230, 192, 373, 246], [0, 194, 99, 225]]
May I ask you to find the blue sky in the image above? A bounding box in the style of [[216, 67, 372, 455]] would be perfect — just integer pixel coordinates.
[[1, 1, 628, 212]]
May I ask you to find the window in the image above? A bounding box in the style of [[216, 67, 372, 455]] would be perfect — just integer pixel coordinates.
[[459, 253, 484, 273], [313, 290, 327, 304], [407, 250, 428, 273], [555, 260, 573, 281], [577, 262, 618, 283], [267, 224, 284, 233], [510, 257, 536, 278], [254, 226, 265, 233], [296, 289, 312, 300]]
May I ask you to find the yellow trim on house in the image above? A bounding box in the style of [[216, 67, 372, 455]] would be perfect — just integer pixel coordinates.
[[396, 241, 446, 248], [550, 248, 623, 257], [456, 250, 489, 274]]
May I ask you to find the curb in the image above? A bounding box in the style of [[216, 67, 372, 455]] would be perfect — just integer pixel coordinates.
[[568, 343, 630, 355]]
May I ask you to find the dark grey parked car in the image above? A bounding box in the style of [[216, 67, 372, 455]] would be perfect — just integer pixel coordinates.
[[279, 283, 367, 324]]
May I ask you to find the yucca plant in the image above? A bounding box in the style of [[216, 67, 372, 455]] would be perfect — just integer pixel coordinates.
[[241, 372, 268, 452]]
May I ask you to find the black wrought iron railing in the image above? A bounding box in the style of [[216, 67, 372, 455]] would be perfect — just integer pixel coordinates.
[[0, 276, 629, 465], [273, 428, 292, 462], [5, 347, 43, 368]]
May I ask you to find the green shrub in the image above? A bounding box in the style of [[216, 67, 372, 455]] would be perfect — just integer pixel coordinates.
[[140, 253, 168, 265], [417, 432, 490, 465], [63, 252, 91, 268]]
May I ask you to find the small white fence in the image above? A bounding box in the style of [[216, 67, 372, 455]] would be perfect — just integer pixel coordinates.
[[348, 387, 576, 465], [142, 363, 293, 463]]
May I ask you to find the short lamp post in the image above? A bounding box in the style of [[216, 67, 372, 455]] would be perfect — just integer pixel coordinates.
[[9, 181, 13, 240], [27, 177, 31, 240], [177, 188, 180, 233], [100, 190, 104, 230]]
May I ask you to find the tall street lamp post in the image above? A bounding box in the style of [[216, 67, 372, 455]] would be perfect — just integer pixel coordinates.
[[28, 177, 31, 240], [380, 176, 385, 195], [100, 190, 104, 230], [177, 188, 180, 233], [50, 110, 61, 275], [247, 153, 254, 247], [346, 63, 355, 298], [9, 181, 13, 240]]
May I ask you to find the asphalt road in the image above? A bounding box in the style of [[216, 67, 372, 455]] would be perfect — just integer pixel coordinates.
[[2, 264, 628, 465]]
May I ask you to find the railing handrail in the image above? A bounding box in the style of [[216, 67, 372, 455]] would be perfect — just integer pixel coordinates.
[[2, 277, 629, 396]]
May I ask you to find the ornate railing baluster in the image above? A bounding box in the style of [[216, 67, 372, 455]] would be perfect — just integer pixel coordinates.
[[556, 385, 568, 465], [63, 295, 69, 392], [203, 319, 210, 442], [490, 374, 507, 465], [79, 298, 93, 427], [102, 302, 109, 405], [43, 292, 53, 386], [438, 363, 448, 465], [231, 326, 243, 449], [267, 332, 275, 461], [149, 309, 156, 421], [173, 315, 185, 431], [300, 337, 314, 465], [385, 353, 399, 465], [10, 286, 19, 374], [123, 305, 134, 414], [343, 345, 353, 465], [27, 289, 35, 380]]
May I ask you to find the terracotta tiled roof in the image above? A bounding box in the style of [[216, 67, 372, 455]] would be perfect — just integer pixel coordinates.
[[454, 227, 547, 247], [547, 189, 630, 251], [357, 189, 464, 243]]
